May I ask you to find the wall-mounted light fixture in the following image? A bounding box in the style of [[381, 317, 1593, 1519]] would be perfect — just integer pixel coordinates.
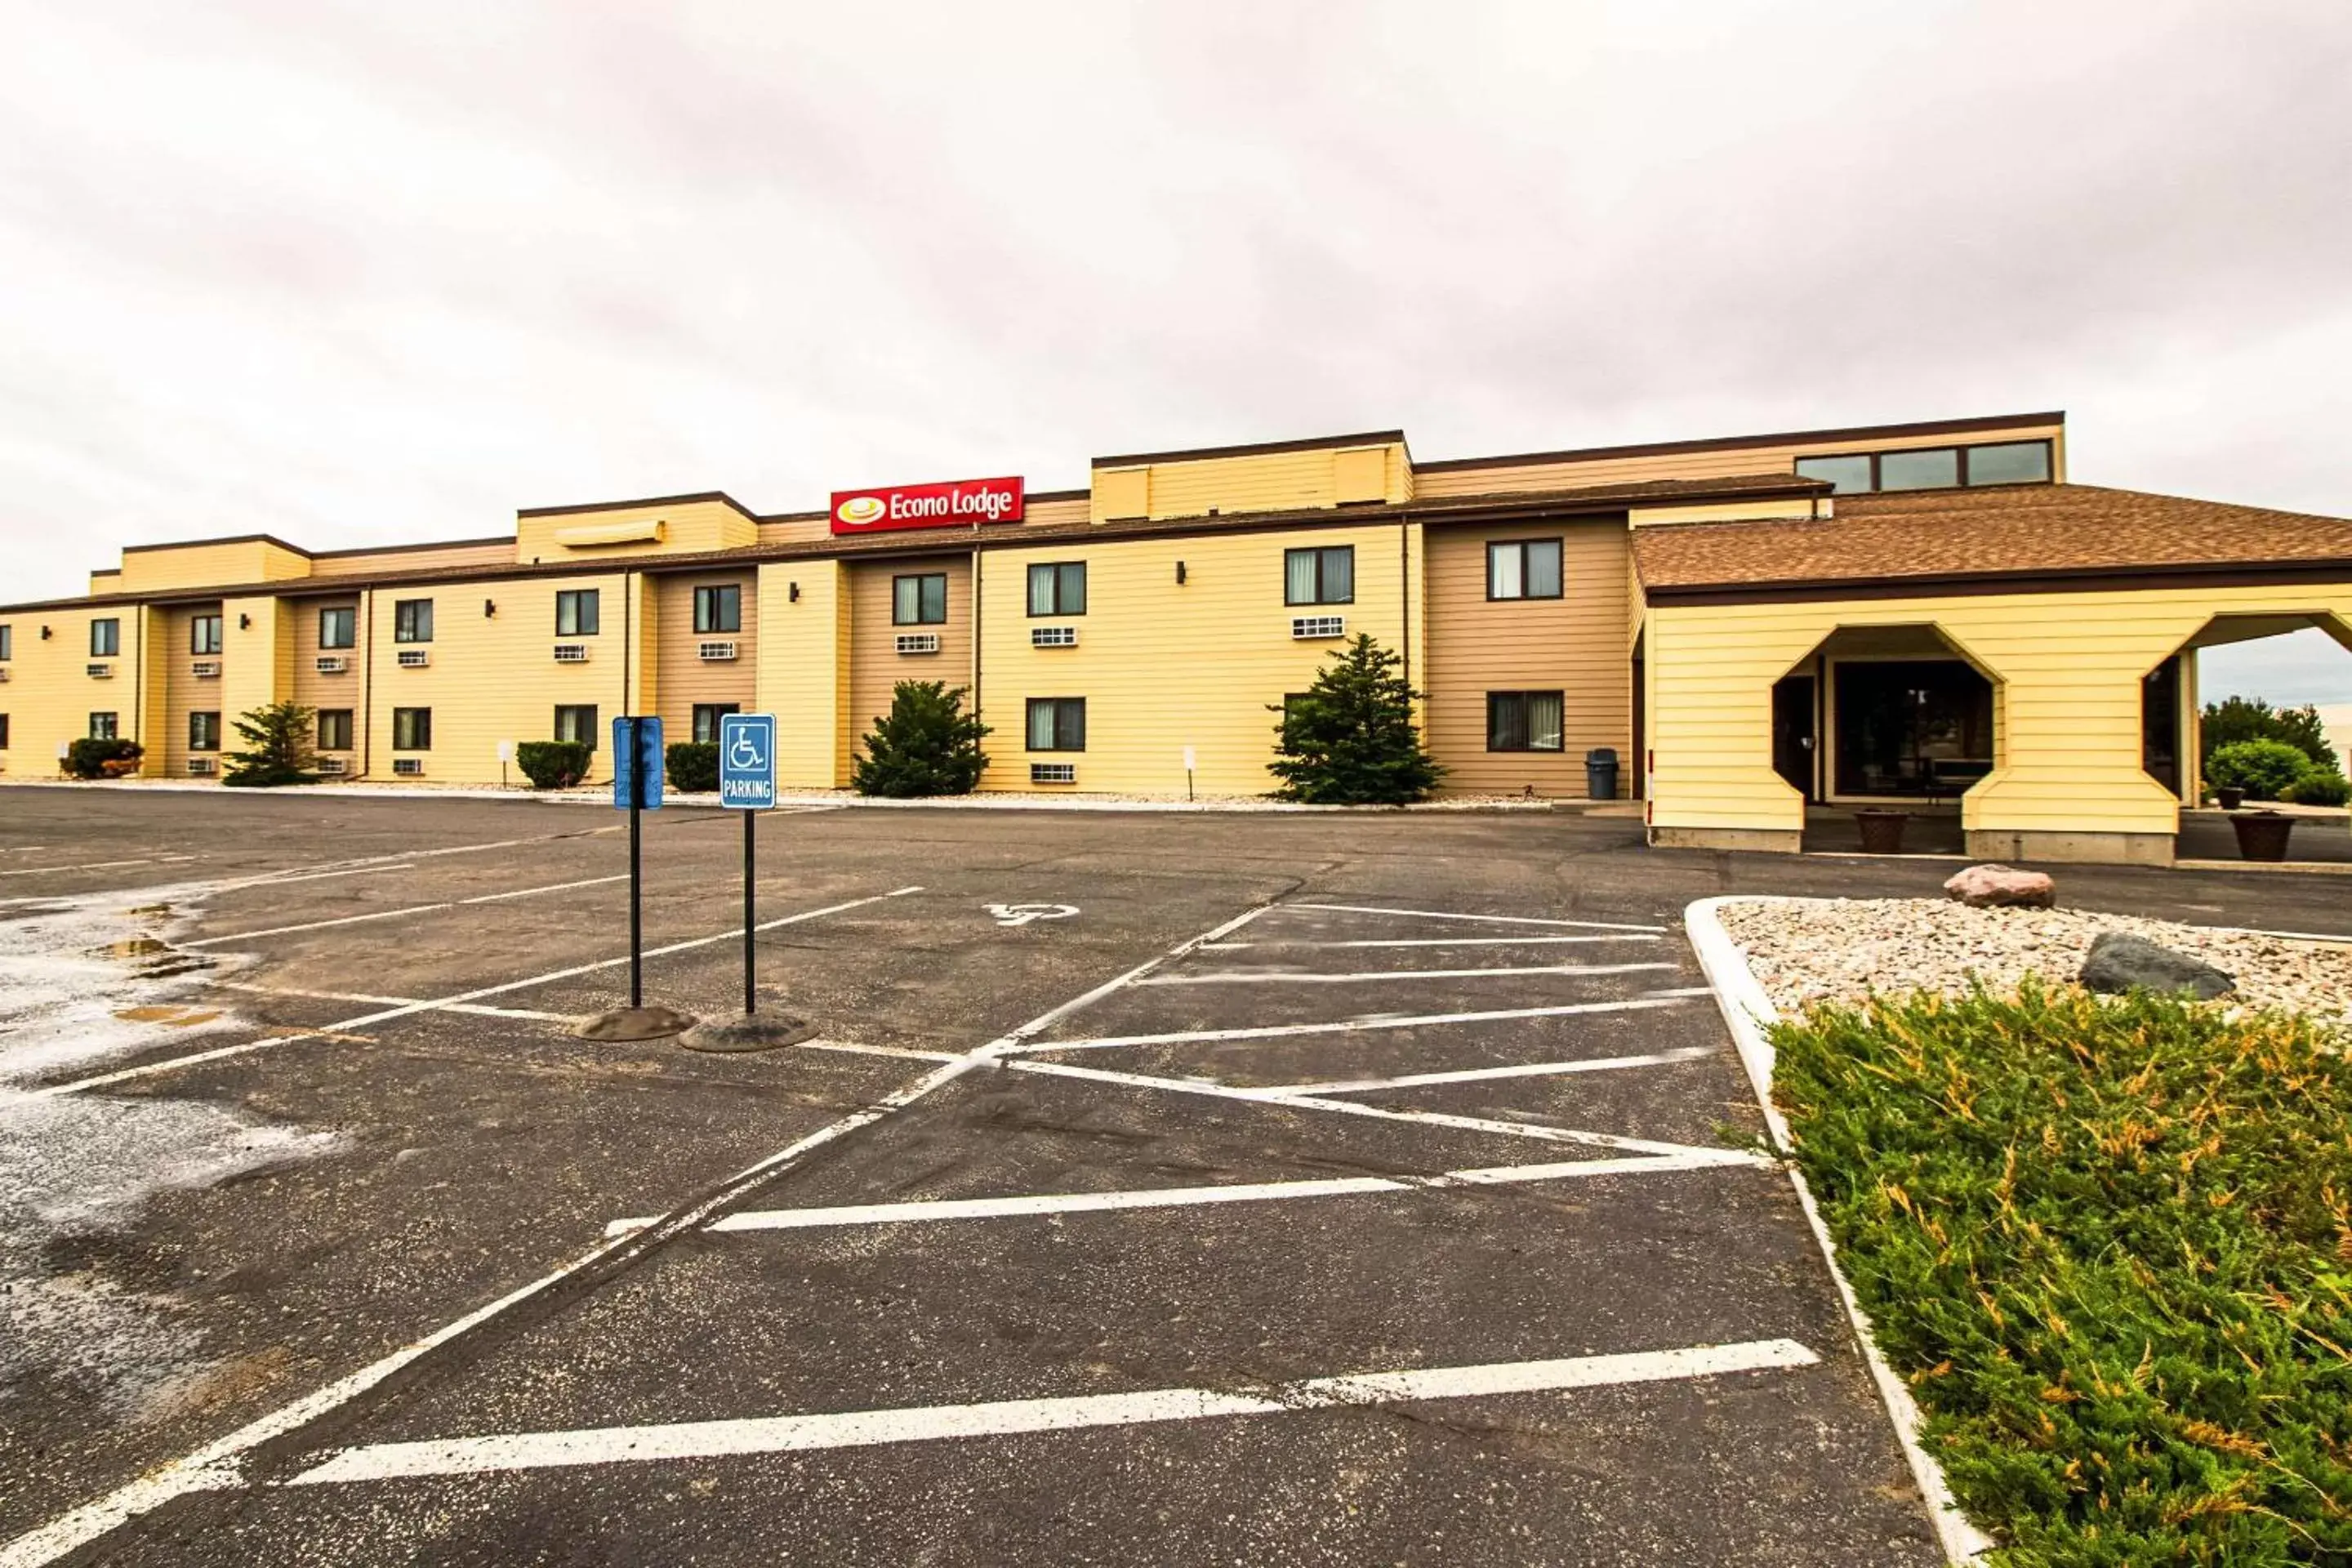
[[789, 582, 800, 603], [40, 625, 52, 639], [238, 612, 252, 630], [484, 599, 497, 618], [1175, 561, 1187, 585]]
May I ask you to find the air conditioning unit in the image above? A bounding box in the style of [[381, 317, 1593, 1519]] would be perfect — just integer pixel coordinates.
[[553, 643, 590, 663], [186, 757, 216, 777], [1030, 762, 1076, 785], [1031, 626, 1078, 648], [392, 758, 424, 777], [315, 656, 349, 675], [697, 640, 739, 662], [397, 648, 430, 668], [317, 756, 349, 776], [192, 661, 221, 679], [86, 662, 114, 679], [1290, 615, 1346, 639], [896, 633, 941, 655]]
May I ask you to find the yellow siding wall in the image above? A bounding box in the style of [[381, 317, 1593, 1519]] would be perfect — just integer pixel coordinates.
[[310, 541, 515, 577], [218, 596, 294, 774], [1629, 498, 1819, 528], [973, 524, 1410, 795], [653, 571, 758, 741], [848, 555, 973, 760], [159, 604, 222, 777], [755, 515, 829, 550], [515, 500, 755, 564], [1422, 521, 1629, 796], [1646, 582, 2352, 844], [289, 593, 367, 772], [90, 571, 122, 594], [119, 539, 313, 594], [755, 562, 852, 787], [1088, 440, 1413, 523], [0, 608, 147, 774]]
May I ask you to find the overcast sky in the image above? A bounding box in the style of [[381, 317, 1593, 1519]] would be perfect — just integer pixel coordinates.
[[3, 1, 2347, 700]]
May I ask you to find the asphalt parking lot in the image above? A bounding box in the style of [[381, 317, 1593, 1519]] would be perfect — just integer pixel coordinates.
[[5, 786, 2348, 1566]]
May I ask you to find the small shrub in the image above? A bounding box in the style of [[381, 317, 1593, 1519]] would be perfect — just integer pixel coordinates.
[[2203, 737, 2312, 801], [853, 681, 989, 797], [666, 742, 719, 794], [1267, 634, 1443, 804], [222, 700, 320, 787], [2200, 694, 2336, 771], [2281, 768, 2350, 806], [514, 740, 592, 790], [65, 737, 144, 779]]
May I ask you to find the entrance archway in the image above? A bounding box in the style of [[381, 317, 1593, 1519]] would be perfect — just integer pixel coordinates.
[[2161, 612, 2352, 863]]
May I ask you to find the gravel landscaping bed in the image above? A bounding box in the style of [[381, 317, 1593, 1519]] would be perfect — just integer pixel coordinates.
[[1719, 896, 2352, 1028]]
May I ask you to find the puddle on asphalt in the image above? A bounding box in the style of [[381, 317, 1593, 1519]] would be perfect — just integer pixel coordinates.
[[96, 938, 171, 960], [110, 1007, 222, 1028]]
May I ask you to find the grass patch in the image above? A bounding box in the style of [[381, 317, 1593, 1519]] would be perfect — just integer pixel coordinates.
[[1772, 985, 2352, 1566]]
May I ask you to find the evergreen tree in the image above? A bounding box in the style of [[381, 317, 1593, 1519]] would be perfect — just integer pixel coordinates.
[[1267, 634, 1442, 804], [222, 700, 322, 787], [853, 680, 991, 797], [2201, 696, 2339, 773]]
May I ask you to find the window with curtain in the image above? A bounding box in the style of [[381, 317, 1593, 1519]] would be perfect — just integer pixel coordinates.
[[555, 590, 600, 637], [693, 703, 739, 743], [694, 584, 742, 634], [191, 614, 223, 654], [1027, 562, 1087, 616], [89, 712, 119, 740], [1486, 691, 1565, 752], [189, 711, 220, 751], [1026, 697, 1086, 751], [1284, 546, 1353, 605], [91, 619, 120, 657], [317, 710, 354, 751], [318, 607, 356, 648], [1486, 540, 1563, 599], [393, 600, 434, 644], [393, 707, 433, 750], [893, 573, 948, 625]]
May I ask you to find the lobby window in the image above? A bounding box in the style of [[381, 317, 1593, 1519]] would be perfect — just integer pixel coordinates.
[[693, 703, 739, 744], [91, 619, 120, 657], [189, 711, 220, 751], [1486, 539, 1563, 600], [317, 709, 354, 751], [1794, 454, 1875, 495], [1284, 546, 1353, 606], [1027, 697, 1086, 752], [1027, 562, 1088, 617], [1487, 691, 1565, 752], [1796, 439, 2054, 495], [1878, 448, 1960, 492], [89, 712, 118, 740], [1964, 440, 2053, 485], [554, 705, 599, 746], [693, 584, 741, 635], [556, 590, 600, 637], [319, 607, 356, 649], [191, 614, 223, 655], [392, 707, 433, 751], [893, 573, 947, 626], [393, 599, 434, 644]]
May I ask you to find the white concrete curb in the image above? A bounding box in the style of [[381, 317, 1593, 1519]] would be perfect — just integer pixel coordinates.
[[1684, 895, 1994, 1565]]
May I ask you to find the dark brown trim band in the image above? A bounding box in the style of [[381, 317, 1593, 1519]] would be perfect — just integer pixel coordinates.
[[1093, 430, 1408, 469], [1642, 555, 2352, 607], [121, 532, 312, 557], [310, 534, 517, 559], [517, 490, 758, 521], [1418, 411, 2067, 474]]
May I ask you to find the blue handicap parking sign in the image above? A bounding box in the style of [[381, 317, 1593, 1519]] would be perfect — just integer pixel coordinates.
[[719, 713, 778, 810], [612, 715, 665, 810]]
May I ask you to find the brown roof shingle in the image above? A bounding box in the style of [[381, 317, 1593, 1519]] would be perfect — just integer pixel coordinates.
[[1631, 483, 2352, 598]]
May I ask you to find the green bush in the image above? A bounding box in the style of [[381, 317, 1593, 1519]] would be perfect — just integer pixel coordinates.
[[1267, 634, 1443, 804], [2280, 769, 2350, 806], [514, 740, 592, 790], [65, 737, 144, 779], [666, 742, 719, 793], [2200, 695, 2336, 772], [2203, 738, 2312, 801], [222, 701, 320, 787], [853, 681, 989, 797], [1774, 986, 2352, 1565]]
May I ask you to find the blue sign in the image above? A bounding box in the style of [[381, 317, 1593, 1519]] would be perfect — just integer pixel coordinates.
[[719, 713, 778, 810], [611, 715, 664, 811]]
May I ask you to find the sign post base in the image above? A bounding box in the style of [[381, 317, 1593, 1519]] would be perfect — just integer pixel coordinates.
[[680, 1010, 818, 1054], [576, 1005, 698, 1043]]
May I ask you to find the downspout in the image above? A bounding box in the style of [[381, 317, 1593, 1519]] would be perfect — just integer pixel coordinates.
[[359, 588, 374, 780], [971, 548, 982, 716]]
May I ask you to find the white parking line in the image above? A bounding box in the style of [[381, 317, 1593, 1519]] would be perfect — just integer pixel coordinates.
[[1203, 934, 1662, 950], [1141, 962, 1678, 987], [246, 863, 416, 885], [608, 1146, 1760, 1238], [1285, 902, 1666, 933], [210, 982, 575, 1023], [287, 1339, 1820, 1485], [1006, 993, 1699, 1054], [180, 874, 631, 947], [1263, 1046, 1717, 1095], [0, 855, 197, 879]]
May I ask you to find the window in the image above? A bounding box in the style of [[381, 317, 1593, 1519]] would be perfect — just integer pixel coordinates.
[[317, 709, 354, 751], [89, 712, 118, 740], [393, 599, 434, 644], [1284, 546, 1354, 606], [1486, 539, 1564, 600], [556, 590, 600, 637], [893, 573, 948, 626], [1487, 691, 1565, 752], [1795, 440, 2055, 495], [1026, 697, 1086, 751], [554, 705, 599, 746], [392, 707, 432, 751], [693, 703, 739, 744], [191, 614, 223, 655], [1027, 562, 1088, 617], [91, 619, 120, 657], [1, 625, 14, 661], [693, 584, 742, 635], [318, 607, 356, 648], [0, 715, 10, 749], [189, 711, 220, 751]]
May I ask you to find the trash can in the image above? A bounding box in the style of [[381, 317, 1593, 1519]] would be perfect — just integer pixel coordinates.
[[1584, 747, 1619, 801]]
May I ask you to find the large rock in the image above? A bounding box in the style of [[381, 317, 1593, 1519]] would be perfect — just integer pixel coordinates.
[[1943, 863, 2056, 909], [2079, 932, 2234, 1000]]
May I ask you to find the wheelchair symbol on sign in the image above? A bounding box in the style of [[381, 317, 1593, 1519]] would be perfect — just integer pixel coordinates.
[[728, 731, 766, 769]]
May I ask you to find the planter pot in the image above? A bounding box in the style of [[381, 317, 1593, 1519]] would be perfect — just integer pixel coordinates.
[[2215, 786, 2246, 810], [1855, 809, 1910, 854], [2230, 810, 2294, 862]]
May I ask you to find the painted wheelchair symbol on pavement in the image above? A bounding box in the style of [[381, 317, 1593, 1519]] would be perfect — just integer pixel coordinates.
[[985, 903, 1080, 928]]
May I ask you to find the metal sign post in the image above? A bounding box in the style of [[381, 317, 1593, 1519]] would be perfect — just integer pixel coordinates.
[[688, 714, 810, 1053], [577, 717, 691, 1041]]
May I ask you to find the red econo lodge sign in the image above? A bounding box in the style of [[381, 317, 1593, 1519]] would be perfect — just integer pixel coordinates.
[[829, 476, 1025, 536]]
